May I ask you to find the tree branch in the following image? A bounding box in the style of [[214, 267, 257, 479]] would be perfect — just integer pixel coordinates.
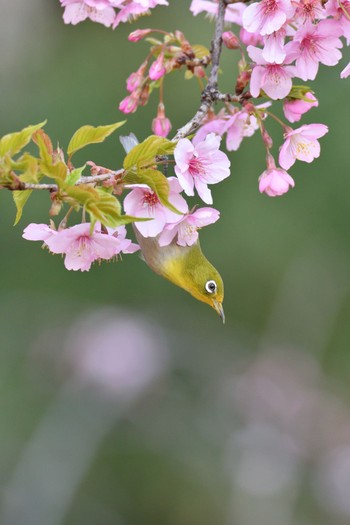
[[173, 0, 228, 141], [4, 170, 124, 192]]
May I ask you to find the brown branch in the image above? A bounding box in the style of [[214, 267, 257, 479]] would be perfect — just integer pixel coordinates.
[[4, 170, 124, 192], [173, 0, 229, 141]]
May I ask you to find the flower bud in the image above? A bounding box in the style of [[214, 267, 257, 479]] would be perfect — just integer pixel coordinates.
[[149, 52, 166, 81], [152, 103, 172, 137], [128, 29, 151, 42], [222, 31, 240, 50], [119, 93, 138, 114]]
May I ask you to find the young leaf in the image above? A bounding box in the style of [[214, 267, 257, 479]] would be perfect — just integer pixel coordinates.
[[65, 165, 86, 186], [0, 121, 47, 158], [12, 155, 40, 225], [123, 135, 175, 170], [67, 121, 126, 158]]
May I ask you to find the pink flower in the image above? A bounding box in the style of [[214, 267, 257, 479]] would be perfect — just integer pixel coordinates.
[[248, 46, 294, 99], [152, 103, 172, 137], [174, 133, 231, 204], [262, 28, 286, 64], [259, 165, 295, 196], [158, 207, 220, 247], [294, 0, 325, 23], [190, 0, 246, 25], [113, 0, 168, 28], [23, 223, 56, 241], [123, 177, 188, 237], [239, 28, 263, 47], [23, 222, 136, 271], [60, 0, 116, 26], [283, 92, 318, 122], [279, 123, 328, 170], [285, 20, 343, 81], [242, 0, 294, 36], [149, 52, 166, 81]]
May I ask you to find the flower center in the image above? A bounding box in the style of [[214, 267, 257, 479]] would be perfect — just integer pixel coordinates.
[[188, 156, 207, 178], [263, 0, 278, 14], [143, 191, 159, 207], [295, 141, 311, 156]]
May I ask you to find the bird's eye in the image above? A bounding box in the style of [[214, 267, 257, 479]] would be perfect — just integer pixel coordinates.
[[205, 280, 217, 294]]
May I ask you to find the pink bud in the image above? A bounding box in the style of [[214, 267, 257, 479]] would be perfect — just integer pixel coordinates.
[[149, 52, 166, 81], [128, 29, 152, 42], [119, 93, 138, 114], [126, 61, 147, 93], [152, 103, 172, 137], [222, 31, 240, 50]]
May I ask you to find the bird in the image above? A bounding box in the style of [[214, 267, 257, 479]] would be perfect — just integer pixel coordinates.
[[120, 133, 225, 322], [134, 228, 225, 322]]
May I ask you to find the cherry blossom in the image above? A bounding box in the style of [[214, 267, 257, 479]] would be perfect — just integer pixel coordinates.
[[123, 178, 188, 237], [23, 222, 137, 271], [113, 0, 168, 28], [242, 0, 294, 36], [190, 0, 246, 25], [158, 207, 220, 247], [262, 28, 287, 64], [259, 160, 295, 196], [279, 123, 328, 170], [174, 133, 231, 205], [283, 92, 318, 123], [248, 46, 294, 100], [285, 20, 343, 81], [60, 0, 116, 26]]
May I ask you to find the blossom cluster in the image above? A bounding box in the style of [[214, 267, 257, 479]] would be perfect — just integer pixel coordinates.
[[188, 0, 349, 196], [23, 133, 230, 271], [59, 0, 168, 28]]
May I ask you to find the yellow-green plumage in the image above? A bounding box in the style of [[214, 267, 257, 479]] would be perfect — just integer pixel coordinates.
[[134, 228, 225, 321]]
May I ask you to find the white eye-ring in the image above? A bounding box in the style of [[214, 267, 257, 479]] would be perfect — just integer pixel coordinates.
[[205, 280, 217, 294]]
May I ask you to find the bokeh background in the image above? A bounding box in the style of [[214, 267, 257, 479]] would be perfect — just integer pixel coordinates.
[[1, 1, 350, 524]]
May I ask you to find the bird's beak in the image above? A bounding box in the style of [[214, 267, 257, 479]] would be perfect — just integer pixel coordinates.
[[213, 300, 225, 324]]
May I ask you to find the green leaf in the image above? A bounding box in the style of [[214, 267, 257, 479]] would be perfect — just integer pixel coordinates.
[[123, 135, 175, 170], [0, 121, 47, 158], [67, 121, 126, 158], [40, 160, 67, 182], [66, 165, 86, 186], [12, 156, 40, 225], [192, 44, 210, 59], [124, 168, 181, 215]]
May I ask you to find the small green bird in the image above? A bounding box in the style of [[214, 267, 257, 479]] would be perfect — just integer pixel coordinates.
[[121, 133, 225, 322], [134, 228, 225, 322]]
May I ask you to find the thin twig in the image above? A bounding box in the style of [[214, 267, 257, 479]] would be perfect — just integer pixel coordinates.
[[5, 170, 124, 192], [173, 0, 228, 141]]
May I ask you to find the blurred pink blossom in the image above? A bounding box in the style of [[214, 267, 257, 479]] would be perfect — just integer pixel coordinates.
[[60, 0, 116, 26]]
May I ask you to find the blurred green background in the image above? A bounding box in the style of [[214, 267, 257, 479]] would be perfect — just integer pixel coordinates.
[[2, 1, 350, 524]]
